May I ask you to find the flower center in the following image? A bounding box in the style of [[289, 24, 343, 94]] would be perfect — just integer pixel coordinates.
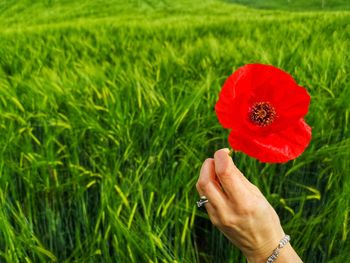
[[249, 102, 276, 127]]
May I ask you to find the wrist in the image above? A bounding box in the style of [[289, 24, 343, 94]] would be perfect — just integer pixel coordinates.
[[246, 241, 302, 263], [244, 230, 285, 263]]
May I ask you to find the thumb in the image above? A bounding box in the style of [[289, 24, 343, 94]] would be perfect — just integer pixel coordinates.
[[213, 148, 249, 198]]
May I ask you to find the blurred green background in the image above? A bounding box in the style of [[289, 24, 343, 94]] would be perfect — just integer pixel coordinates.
[[0, 0, 349, 262]]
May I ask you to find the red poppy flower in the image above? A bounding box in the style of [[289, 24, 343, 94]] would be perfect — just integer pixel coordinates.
[[215, 64, 311, 163]]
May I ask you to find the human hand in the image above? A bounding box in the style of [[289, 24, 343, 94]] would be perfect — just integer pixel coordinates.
[[196, 149, 302, 262]]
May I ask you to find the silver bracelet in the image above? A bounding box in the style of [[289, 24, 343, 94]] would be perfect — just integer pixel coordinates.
[[266, 235, 290, 263]]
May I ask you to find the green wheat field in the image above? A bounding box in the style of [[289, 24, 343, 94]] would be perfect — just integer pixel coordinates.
[[0, 0, 349, 262]]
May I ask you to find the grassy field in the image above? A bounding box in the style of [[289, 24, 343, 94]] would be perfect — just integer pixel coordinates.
[[0, 0, 349, 262], [228, 0, 350, 11]]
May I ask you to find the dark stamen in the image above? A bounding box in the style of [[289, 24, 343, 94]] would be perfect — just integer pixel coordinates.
[[249, 102, 276, 127]]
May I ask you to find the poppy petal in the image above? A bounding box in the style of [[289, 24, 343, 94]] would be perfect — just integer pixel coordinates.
[[215, 67, 252, 129], [216, 64, 310, 133], [247, 64, 310, 122], [228, 119, 312, 163]]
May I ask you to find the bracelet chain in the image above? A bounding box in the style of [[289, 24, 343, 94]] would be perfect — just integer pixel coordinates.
[[266, 235, 290, 263]]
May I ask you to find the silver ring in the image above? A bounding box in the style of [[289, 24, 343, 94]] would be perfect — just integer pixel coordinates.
[[196, 196, 208, 208]]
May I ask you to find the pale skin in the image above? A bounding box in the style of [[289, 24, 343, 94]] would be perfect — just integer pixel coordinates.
[[196, 148, 303, 263]]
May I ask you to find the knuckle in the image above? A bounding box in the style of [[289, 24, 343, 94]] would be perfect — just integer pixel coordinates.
[[216, 163, 232, 177], [236, 199, 264, 217], [241, 206, 255, 216], [196, 181, 204, 192], [210, 216, 220, 227], [196, 179, 209, 192], [220, 214, 235, 227]]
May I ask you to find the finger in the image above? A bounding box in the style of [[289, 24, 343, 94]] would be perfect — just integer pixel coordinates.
[[196, 158, 227, 212], [213, 148, 249, 200], [196, 185, 221, 226], [196, 159, 226, 226]]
